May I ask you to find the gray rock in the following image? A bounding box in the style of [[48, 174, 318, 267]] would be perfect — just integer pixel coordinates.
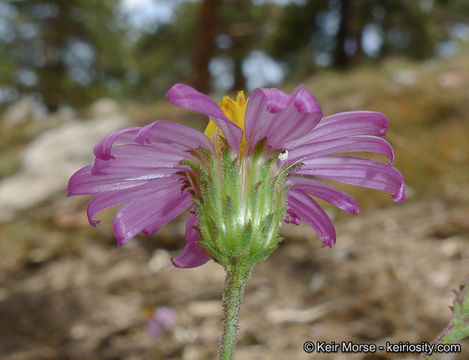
[[392, 69, 416, 86], [90, 98, 121, 118], [0, 114, 128, 222], [1, 96, 45, 127]]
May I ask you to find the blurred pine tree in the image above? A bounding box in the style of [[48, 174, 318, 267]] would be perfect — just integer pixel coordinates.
[[2, 0, 129, 111], [265, 0, 461, 71]]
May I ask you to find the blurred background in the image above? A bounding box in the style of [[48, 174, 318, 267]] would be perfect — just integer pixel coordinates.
[[0, 0, 468, 359]]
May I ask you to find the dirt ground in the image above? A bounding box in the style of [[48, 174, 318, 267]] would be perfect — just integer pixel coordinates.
[[0, 196, 468, 360]]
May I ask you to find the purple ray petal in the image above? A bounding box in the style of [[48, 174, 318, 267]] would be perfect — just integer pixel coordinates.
[[86, 176, 182, 226], [244, 88, 291, 148], [288, 189, 336, 247], [93, 127, 140, 160], [285, 111, 388, 149], [67, 164, 177, 195], [284, 208, 301, 225], [69, 137, 189, 196], [166, 83, 243, 152], [135, 120, 214, 151], [287, 176, 359, 214], [91, 163, 181, 177], [245, 85, 322, 151], [172, 210, 211, 268], [113, 188, 191, 246], [292, 156, 405, 202], [142, 195, 193, 236], [91, 144, 187, 175], [264, 85, 322, 147], [287, 135, 394, 165]]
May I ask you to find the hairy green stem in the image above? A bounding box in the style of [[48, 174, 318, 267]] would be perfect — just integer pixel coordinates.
[[219, 266, 251, 360]]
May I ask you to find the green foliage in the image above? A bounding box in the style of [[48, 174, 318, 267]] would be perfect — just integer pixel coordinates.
[[216, 0, 272, 90], [130, 2, 199, 99], [266, 0, 327, 63], [2, 0, 130, 111], [1, 0, 468, 109], [266, 0, 461, 75]]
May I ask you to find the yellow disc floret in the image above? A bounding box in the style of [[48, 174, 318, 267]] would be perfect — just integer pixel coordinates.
[[205, 91, 247, 150]]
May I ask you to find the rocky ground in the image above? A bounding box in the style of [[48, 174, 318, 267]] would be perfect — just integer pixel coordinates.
[[0, 196, 468, 360]]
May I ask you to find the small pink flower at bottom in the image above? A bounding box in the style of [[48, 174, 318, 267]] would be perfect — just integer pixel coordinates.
[[147, 307, 177, 338], [67, 84, 405, 268]]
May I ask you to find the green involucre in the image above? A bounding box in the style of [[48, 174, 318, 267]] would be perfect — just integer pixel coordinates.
[[182, 144, 291, 270]]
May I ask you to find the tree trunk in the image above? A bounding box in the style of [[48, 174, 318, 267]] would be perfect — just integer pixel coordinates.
[[193, 0, 219, 93], [231, 43, 247, 91], [333, 0, 350, 68]]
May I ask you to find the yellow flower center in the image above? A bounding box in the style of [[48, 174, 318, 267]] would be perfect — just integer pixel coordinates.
[[204, 91, 247, 150]]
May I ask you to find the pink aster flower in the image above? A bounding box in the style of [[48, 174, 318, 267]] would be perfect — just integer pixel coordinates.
[[67, 83, 404, 269]]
